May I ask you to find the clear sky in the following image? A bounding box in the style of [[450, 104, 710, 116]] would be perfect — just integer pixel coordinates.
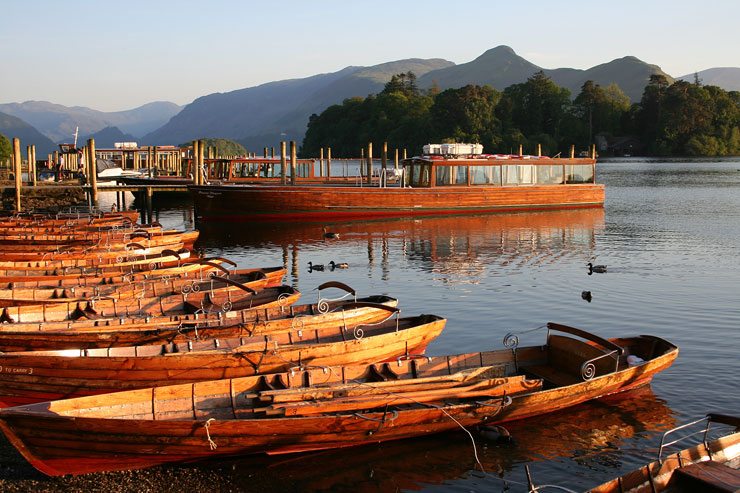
[[2, 0, 738, 112]]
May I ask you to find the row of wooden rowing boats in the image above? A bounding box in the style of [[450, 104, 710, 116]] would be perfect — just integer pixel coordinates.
[[0, 210, 715, 490]]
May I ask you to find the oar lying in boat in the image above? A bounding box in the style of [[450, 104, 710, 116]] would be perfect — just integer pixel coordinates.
[[266, 376, 534, 416], [0, 295, 397, 351], [0, 313, 447, 407], [0, 325, 679, 476]]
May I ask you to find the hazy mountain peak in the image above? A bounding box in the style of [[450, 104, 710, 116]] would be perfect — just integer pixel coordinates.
[[476, 45, 517, 59]]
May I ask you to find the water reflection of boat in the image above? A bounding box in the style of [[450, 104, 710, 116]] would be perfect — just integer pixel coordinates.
[[197, 209, 604, 248], [588, 413, 739, 493], [196, 209, 605, 282], [195, 386, 676, 492]]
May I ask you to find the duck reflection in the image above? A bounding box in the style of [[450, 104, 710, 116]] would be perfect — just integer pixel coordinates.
[[193, 386, 673, 493], [196, 209, 605, 286]]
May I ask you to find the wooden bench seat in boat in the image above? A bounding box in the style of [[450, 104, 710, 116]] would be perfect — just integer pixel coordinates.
[[521, 326, 623, 387], [671, 459, 740, 493]]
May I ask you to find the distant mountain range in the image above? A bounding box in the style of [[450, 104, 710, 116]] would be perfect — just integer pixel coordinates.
[[0, 111, 57, 156], [677, 67, 740, 91], [0, 101, 181, 143], [2, 46, 738, 153], [143, 58, 453, 149], [417, 46, 674, 102]]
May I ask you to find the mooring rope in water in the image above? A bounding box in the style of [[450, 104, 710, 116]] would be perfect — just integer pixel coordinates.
[[258, 355, 578, 490], [314, 365, 490, 474]]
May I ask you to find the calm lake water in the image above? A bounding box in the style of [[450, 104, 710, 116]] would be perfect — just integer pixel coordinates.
[[92, 159, 740, 491]]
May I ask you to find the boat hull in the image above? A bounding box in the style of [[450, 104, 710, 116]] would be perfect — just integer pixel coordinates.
[[0, 334, 676, 476], [190, 183, 605, 221], [0, 315, 444, 407]]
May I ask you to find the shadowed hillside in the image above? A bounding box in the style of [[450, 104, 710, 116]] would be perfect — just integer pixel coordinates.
[[0, 111, 57, 156], [142, 58, 454, 149]]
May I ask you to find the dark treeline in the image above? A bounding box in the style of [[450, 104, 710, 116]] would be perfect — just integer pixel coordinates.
[[302, 71, 740, 158]]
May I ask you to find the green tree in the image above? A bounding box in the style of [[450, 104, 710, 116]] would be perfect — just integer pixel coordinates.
[[382, 72, 419, 98], [572, 81, 631, 148], [0, 133, 11, 162], [497, 71, 571, 154], [635, 74, 670, 154], [429, 85, 502, 150], [178, 138, 247, 157]]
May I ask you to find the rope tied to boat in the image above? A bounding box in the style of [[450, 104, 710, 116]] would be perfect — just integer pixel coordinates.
[[203, 418, 217, 450]]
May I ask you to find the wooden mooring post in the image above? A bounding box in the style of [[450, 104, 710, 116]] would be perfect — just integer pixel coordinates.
[[30, 145, 36, 187], [326, 147, 332, 179], [12, 138, 22, 212], [197, 140, 205, 184], [280, 141, 287, 185], [319, 148, 324, 177], [87, 138, 98, 207], [191, 140, 200, 184], [381, 142, 387, 182], [290, 141, 297, 186], [366, 142, 373, 185]]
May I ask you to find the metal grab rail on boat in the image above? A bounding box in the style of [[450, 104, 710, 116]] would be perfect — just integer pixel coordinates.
[[658, 413, 740, 464], [314, 281, 357, 313], [580, 350, 620, 380]]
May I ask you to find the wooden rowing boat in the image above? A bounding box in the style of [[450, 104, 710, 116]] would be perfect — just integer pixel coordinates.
[[0, 229, 199, 253], [0, 210, 139, 228], [0, 257, 238, 289], [0, 266, 285, 307], [0, 284, 300, 323], [0, 267, 277, 307], [0, 294, 399, 351], [0, 313, 445, 407], [0, 248, 192, 278], [0, 247, 192, 272], [0, 241, 186, 263], [0, 322, 674, 475], [588, 413, 740, 492]]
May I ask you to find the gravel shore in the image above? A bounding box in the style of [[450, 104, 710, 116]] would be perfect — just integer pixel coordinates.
[[0, 436, 303, 493]]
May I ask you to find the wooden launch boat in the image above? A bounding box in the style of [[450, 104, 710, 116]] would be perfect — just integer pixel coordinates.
[[0, 265, 285, 307], [191, 148, 604, 222], [0, 294, 399, 351], [588, 413, 740, 493], [0, 313, 445, 407], [0, 284, 300, 323], [0, 322, 675, 475]]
